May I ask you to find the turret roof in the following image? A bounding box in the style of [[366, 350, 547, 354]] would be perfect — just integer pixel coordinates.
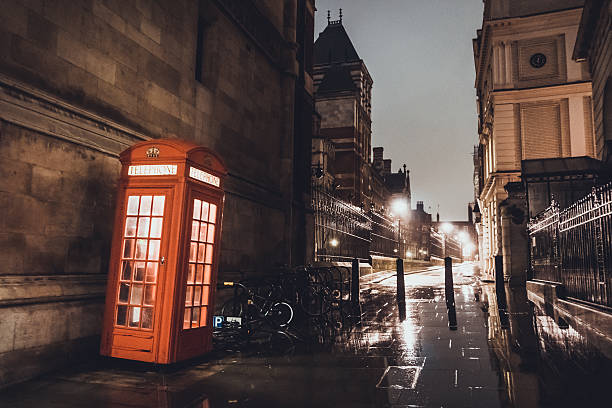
[[314, 21, 360, 65]]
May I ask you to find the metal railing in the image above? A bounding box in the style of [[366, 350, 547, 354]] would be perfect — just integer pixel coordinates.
[[528, 183, 612, 308], [369, 211, 399, 258], [312, 186, 371, 262]]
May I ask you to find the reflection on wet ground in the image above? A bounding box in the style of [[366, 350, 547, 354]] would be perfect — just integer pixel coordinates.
[[1, 262, 611, 407]]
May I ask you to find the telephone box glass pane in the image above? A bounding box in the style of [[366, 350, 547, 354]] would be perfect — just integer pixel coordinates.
[[192, 307, 200, 327], [189, 243, 197, 262], [115, 194, 165, 331], [127, 196, 139, 215], [139, 196, 152, 215], [185, 286, 193, 306], [205, 244, 213, 264], [203, 265, 211, 284], [131, 284, 143, 304], [197, 243, 205, 263], [135, 240, 147, 259], [201, 202, 209, 221], [183, 308, 191, 329], [144, 285, 156, 306], [123, 239, 134, 258], [150, 218, 163, 238], [152, 196, 165, 216], [209, 204, 217, 223], [198, 222, 207, 242], [194, 286, 201, 305], [116, 305, 127, 326], [191, 220, 199, 241], [134, 262, 145, 282], [196, 264, 204, 284], [145, 262, 158, 283], [119, 283, 129, 303], [141, 308, 153, 329], [193, 199, 201, 220], [207, 225, 215, 243], [201, 287, 209, 305], [125, 218, 137, 237], [187, 264, 195, 284], [148, 240, 160, 260], [121, 261, 132, 280], [137, 217, 150, 237], [129, 307, 141, 327]]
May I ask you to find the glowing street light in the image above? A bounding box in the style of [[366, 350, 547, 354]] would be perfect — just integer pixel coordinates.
[[440, 222, 454, 234], [330, 238, 339, 247], [406, 251, 413, 258], [391, 198, 409, 217]]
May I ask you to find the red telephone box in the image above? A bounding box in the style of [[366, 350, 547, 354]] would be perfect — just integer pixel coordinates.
[[100, 139, 227, 363]]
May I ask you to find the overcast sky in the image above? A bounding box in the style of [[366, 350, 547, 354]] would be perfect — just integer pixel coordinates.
[[314, 0, 484, 221]]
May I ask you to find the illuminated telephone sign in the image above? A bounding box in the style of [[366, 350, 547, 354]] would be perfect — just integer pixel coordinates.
[[100, 139, 227, 364]]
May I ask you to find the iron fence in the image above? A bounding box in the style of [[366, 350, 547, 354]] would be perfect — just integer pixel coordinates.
[[312, 185, 371, 262], [369, 211, 399, 258], [528, 183, 612, 308], [311, 185, 462, 263]]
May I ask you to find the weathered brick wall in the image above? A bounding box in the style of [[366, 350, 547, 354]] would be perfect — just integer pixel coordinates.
[[0, 0, 300, 387]]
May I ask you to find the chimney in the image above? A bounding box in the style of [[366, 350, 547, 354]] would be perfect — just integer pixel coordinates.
[[383, 159, 392, 176], [417, 201, 424, 212], [373, 147, 384, 171]]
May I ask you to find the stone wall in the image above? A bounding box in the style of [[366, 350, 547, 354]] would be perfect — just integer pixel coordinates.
[[0, 0, 306, 388]]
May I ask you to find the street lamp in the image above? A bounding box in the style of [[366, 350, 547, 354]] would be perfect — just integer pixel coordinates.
[[391, 198, 409, 258]]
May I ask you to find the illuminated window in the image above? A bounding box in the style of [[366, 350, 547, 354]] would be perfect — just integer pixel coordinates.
[[183, 198, 217, 329], [115, 195, 165, 330]]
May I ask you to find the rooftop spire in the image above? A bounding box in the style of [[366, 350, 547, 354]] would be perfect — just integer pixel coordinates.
[[327, 10, 330, 24], [339, 8, 342, 23]]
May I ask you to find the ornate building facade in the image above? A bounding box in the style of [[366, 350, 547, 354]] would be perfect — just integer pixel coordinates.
[[313, 12, 373, 207], [473, 0, 598, 280]]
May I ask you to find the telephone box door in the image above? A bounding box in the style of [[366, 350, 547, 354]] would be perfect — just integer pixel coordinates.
[[176, 191, 222, 359], [108, 189, 173, 360]]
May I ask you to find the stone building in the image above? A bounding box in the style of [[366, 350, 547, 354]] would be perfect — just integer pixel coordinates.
[[472, 0, 598, 281], [574, 0, 612, 164], [313, 12, 373, 207], [0, 0, 315, 387]]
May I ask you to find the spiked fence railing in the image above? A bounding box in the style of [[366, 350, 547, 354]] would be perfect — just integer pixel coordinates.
[[528, 183, 612, 308]]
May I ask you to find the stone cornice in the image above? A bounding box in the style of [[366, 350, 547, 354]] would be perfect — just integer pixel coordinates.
[[0, 274, 107, 307], [0, 74, 148, 157], [492, 80, 592, 103]]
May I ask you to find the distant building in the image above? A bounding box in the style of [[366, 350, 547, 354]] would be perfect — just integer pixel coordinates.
[[313, 11, 373, 207], [473, 0, 598, 280]]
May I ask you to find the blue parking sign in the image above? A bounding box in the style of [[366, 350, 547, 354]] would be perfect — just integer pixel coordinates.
[[213, 315, 224, 328]]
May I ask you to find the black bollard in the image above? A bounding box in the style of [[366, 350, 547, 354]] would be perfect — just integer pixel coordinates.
[[444, 257, 454, 308], [494, 255, 509, 328], [351, 258, 360, 315], [396, 258, 406, 320], [447, 305, 458, 330]]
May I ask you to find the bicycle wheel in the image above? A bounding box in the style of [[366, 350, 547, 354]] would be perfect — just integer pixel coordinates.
[[265, 301, 294, 327]]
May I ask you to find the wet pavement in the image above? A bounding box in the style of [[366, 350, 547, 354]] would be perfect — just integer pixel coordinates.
[[1, 262, 612, 407]]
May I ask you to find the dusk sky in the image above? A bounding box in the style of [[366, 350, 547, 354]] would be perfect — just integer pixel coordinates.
[[314, 0, 485, 221]]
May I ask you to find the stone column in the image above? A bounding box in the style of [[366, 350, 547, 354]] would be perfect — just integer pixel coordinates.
[[500, 182, 528, 286]]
